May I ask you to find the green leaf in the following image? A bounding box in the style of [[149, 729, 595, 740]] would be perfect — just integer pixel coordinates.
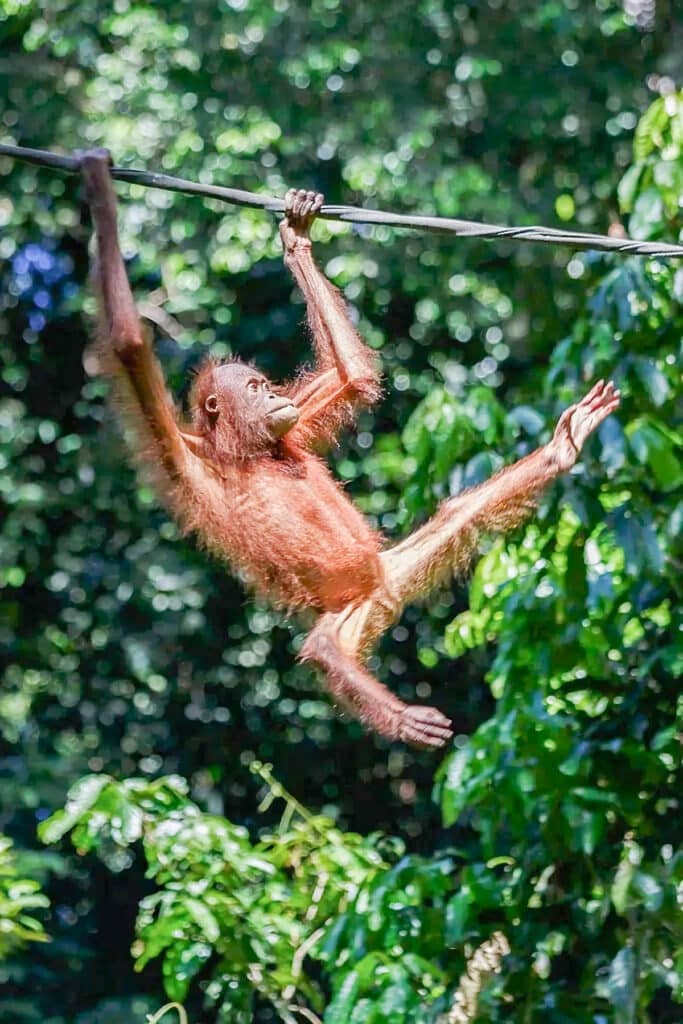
[[572, 787, 615, 807], [628, 189, 664, 239], [439, 748, 473, 826], [604, 947, 636, 1022], [445, 889, 470, 944], [38, 775, 112, 844], [349, 998, 374, 1023], [617, 162, 644, 213], [632, 871, 664, 912], [444, 610, 490, 657], [626, 417, 683, 491], [611, 856, 634, 915], [371, 972, 411, 1022], [633, 96, 669, 160], [184, 898, 220, 943], [632, 358, 670, 407], [651, 725, 676, 751], [326, 969, 361, 1024]]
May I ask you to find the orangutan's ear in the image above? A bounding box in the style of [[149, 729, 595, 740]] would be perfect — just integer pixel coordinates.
[[204, 394, 219, 416]]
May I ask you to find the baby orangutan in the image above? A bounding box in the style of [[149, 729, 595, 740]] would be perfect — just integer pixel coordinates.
[[79, 149, 620, 748]]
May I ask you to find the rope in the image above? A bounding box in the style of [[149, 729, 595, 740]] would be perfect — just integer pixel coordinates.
[[1, 142, 682, 259]]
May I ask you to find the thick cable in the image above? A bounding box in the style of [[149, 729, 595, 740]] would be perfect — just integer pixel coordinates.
[[1, 142, 681, 259]]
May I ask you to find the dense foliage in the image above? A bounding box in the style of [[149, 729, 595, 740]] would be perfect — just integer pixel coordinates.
[[0, 834, 49, 958], [0, 1, 680, 1021]]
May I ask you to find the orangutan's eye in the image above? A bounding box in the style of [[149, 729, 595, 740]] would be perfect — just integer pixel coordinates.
[[247, 380, 259, 393]]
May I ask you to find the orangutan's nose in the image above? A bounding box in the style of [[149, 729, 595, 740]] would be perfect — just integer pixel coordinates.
[[268, 393, 292, 411]]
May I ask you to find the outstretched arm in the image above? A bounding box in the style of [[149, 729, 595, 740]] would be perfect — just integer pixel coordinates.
[[280, 189, 381, 438], [79, 149, 186, 482]]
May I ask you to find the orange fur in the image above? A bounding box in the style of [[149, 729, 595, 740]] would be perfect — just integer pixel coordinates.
[[96, 337, 383, 614], [175, 442, 382, 613], [81, 155, 587, 749]]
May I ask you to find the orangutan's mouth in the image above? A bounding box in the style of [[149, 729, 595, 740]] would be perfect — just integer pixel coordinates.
[[266, 403, 299, 437]]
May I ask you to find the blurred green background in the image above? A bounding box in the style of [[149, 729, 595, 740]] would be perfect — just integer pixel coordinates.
[[0, 1, 681, 1021]]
